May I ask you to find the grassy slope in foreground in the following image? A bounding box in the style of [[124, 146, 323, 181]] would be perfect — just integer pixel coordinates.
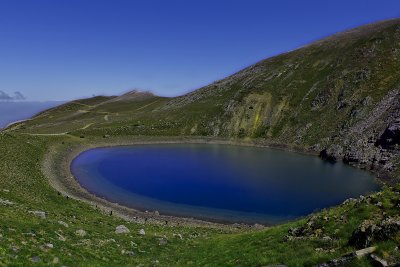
[[1, 133, 400, 266], [1, 19, 400, 266]]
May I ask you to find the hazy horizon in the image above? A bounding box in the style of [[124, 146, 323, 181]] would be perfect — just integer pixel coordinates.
[[0, 101, 63, 128], [0, 0, 399, 101]]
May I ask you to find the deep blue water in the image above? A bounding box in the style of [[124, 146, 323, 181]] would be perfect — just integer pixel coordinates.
[[71, 144, 380, 224]]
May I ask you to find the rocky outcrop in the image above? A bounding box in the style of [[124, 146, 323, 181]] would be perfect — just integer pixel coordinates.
[[376, 118, 400, 149], [319, 145, 343, 162], [348, 216, 400, 249], [318, 247, 376, 267], [285, 215, 326, 240]]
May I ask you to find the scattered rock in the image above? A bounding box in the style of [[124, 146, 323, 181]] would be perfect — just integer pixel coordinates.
[[124, 250, 135, 257], [40, 243, 54, 251], [28, 211, 46, 219], [115, 225, 130, 234], [58, 221, 69, 228], [322, 236, 332, 241], [173, 233, 183, 240], [349, 217, 400, 248], [55, 231, 66, 241], [285, 216, 325, 240], [139, 229, 145, 235], [31, 256, 41, 263], [319, 145, 343, 162], [369, 253, 388, 267], [253, 223, 265, 230], [318, 247, 376, 267], [0, 198, 14, 206], [376, 118, 400, 149], [158, 237, 168, 245], [354, 246, 376, 257], [342, 198, 357, 205], [75, 229, 87, 237], [343, 152, 360, 163]]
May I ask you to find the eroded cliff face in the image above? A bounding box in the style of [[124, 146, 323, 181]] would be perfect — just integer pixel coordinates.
[[197, 19, 400, 181]]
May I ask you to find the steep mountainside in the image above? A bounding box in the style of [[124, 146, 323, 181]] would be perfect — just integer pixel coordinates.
[[9, 18, 400, 182]]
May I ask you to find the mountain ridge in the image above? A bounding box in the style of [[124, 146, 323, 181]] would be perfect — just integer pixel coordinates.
[[7, 18, 400, 182]]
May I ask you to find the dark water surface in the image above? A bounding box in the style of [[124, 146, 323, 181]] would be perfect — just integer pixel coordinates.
[[71, 144, 379, 224]]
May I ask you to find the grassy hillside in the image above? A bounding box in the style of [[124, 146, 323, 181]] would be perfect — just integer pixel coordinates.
[[11, 19, 400, 180], [1, 19, 400, 266]]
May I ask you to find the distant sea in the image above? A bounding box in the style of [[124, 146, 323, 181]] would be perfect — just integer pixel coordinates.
[[0, 101, 63, 128]]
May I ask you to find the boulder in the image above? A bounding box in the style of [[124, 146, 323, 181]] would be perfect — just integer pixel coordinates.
[[343, 152, 360, 163], [158, 237, 168, 245], [369, 254, 388, 267], [124, 250, 135, 257], [348, 220, 377, 248], [31, 256, 41, 263], [0, 198, 14, 206], [376, 118, 400, 149], [319, 145, 343, 162], [58, 221, 69, 228], [28, 210, 46, 219], [75, 229, 87, 237], [139, 229, 146, 235], [115, 225, 130, 234], [318, 247, 376, 267], [349, 217, 400, 248]]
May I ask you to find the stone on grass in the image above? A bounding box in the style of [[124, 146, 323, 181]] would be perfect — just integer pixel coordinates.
[[139, 229, 145, 235], [58, 221, 69, 228], [158, 237, 168, 245], [173, 233, 183, 239], [370, 253, 388, 267], [28, 211, 46, 219], [75, 229, 87, 237], [0, 198, 14, 206], [31, 256, 41, 263], [115, 225, 130, 234], [122, 250, 135, 256]]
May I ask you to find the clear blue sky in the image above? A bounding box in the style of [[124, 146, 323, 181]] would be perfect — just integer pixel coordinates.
[[0, 0, 399, 101]]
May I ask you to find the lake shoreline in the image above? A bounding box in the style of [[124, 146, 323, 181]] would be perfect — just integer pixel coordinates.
[[42, 135, 381, 229]]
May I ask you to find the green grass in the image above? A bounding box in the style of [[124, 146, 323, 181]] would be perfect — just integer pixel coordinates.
[[0, 133, 399, 266], [1, 19, 400, 266]]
